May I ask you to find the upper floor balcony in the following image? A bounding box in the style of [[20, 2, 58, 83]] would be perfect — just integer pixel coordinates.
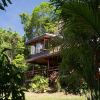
[[26, 45, 61, 65], [25, 33, 62, 65]]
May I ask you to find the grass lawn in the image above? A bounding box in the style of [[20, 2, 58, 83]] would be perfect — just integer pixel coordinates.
[[25, 92, 86, 100]]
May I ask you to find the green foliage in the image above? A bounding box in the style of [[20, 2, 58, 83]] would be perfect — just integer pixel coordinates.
[[0, 49, 25, 100], [0, 0, 12, 10], [0, 28, 27, 74], [0, 28, 22, 58], [16, 37, 25, 54], [60, 71, 88, 95], [0, 28, 25, 58], [20, 2, 60, 39], [0, 29, 18, 49], [51, 0, 100, 99], [12, 54, 27, 71], [31, 75, 48, 93], [20, 13, 31, 38]]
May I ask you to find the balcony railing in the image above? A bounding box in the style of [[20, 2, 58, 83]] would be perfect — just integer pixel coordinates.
[[27, 49, 49, 59], [28, 46, 61, 60]]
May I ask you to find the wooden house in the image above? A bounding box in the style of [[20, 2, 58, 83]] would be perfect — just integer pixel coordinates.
[[25, 33, 61, 81]]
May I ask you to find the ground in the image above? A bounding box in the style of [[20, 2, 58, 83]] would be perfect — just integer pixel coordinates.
[[25, 92, 86, 100]]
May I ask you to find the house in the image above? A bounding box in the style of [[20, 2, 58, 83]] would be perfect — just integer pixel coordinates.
[[25, 33, 61, 81]]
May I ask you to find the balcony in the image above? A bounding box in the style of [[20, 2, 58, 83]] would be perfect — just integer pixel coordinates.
[[25, 33, 61, 65], [26, 46, 61, 65]]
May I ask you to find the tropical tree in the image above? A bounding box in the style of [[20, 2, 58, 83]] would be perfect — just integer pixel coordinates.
[[12, 54, 27, 71], [0, 28, 27, 72], [20, 2, 60, 39], [50, 0, 100, 99], [0, 28, 25, 58], [20, 13, 31, 38]]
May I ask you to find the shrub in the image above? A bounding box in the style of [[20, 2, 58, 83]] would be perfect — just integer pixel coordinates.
[[31, 75, 48, 93], [60, 71, 88, 95], [0, 49, 25, 100], [12, 54, 27, 71]]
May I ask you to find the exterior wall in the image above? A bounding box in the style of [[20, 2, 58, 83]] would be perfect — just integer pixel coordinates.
[[30, 43, 43, 54]]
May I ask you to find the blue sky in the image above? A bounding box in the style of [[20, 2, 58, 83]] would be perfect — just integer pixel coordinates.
[[0, 0, 49, 36]]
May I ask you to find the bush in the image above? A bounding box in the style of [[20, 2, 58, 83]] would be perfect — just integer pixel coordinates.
[[30, 75, 48, 93], [12, 54, 27, 71], [0, 49, 25, 100], [60, 71, 88, 95]]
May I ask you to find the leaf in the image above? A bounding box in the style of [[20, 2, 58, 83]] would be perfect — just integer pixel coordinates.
[[7, 0, 12, 4], [0, 3, 5, 10], [2, 0, 8, 7]]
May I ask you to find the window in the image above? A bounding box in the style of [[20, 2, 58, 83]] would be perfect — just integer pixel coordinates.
[[31, 46, 35, 54], [36, 43, 43, 53]]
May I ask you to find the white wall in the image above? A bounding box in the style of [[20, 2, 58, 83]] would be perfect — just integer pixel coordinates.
[[31, 46, 35, 54], [30, 43, 43, 54]]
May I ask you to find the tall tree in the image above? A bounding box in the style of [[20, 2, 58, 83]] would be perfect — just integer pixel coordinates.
[[20, 2, 60, 39], [0, 28, 21, 58], [0, 28, 27, 71], [50, 0, 100, 99]]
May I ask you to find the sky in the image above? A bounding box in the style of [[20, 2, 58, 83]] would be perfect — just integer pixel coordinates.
[[0, 0, 49, 36]]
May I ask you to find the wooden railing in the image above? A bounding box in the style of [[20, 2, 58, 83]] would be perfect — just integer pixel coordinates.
[[27, 46, 60, 59], [25, 66, 58, 79], [27, 49, 49, 59]]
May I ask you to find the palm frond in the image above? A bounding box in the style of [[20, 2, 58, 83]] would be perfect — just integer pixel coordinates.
[[62, 1, 100, 35], [0, 0, 12, 10]]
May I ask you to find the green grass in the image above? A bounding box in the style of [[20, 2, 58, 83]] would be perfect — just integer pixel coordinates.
[[25, 92, 86, 100]]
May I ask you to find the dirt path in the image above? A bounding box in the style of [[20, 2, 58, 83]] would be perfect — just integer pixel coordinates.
[[25, 92, 86, 100]]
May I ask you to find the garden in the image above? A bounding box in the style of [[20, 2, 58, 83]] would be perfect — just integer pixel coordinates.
[[0, 0, 100, 100]]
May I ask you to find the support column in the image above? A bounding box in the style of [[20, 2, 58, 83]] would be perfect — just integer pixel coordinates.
[[43, 38, 46, 49], [32, 66, 34, 76], [35, 44, 36, 54], [47, 59, 50, 77]]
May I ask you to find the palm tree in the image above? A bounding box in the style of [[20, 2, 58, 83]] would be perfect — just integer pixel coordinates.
[[50, 0, 100, 99]]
